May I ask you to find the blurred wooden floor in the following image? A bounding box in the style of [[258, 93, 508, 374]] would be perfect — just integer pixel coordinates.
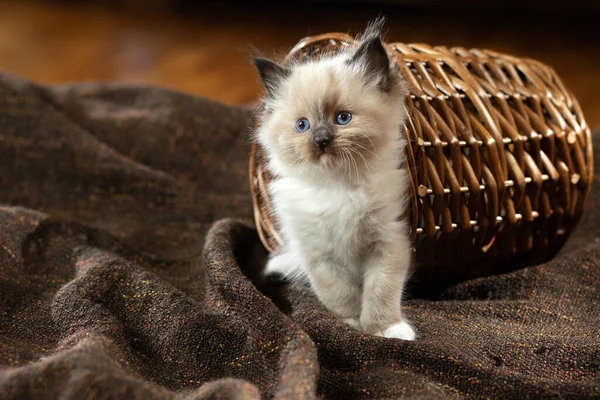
[[0, 0, 599, 127]]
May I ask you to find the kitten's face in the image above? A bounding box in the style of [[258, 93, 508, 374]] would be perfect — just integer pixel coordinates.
[[255, 36, 407, 181]]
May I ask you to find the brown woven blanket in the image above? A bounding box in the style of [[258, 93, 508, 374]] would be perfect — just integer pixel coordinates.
[[0, 73, 598, 399]]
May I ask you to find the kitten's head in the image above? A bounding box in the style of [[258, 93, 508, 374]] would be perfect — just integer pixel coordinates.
[[253, 20, 408, 182]]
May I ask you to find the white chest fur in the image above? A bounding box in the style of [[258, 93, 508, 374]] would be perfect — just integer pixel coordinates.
[[269, 168, 405, 272]]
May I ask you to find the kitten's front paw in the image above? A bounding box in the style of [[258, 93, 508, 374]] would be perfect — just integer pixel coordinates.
[[375, 321, 416, 341], [343, 318, 361, 330]]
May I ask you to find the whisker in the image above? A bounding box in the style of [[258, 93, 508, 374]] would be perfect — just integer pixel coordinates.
[[340, 149, 348, 178], [343, 149, 351, 179], [338, 148, 348, 178], [346, 148, 362, 183], [349, 147, 372, 180], [353, 142, 378, 158], [354, 132, 379, 158]]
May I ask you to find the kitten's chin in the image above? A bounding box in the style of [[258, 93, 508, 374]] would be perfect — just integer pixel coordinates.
[[318, 153, 335, 166]]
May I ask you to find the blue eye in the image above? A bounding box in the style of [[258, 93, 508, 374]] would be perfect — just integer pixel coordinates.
[[335, 111, 352, 125], [295, 118, 310, 133]]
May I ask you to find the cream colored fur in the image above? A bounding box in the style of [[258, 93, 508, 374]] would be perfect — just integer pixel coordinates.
[[254, 22, 415, 340]]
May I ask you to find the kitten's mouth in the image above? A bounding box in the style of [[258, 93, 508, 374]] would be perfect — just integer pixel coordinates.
[[314, 148, 337, 166], [318, 153, 333, 165]]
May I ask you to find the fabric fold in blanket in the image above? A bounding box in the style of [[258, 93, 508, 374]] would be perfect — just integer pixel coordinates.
[[0, 73, 598, 399]]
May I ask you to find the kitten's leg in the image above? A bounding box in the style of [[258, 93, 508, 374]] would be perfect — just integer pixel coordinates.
[[343, 317, 362, 329], [306, 261, 362, 323], [263, 247, 306, 285], [360, 241, 415, 340]]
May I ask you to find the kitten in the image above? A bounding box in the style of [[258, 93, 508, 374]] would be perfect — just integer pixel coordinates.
[[253, 20, 415, 340]]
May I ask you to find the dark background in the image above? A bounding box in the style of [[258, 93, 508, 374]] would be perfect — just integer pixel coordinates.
[[0, 0, 598, 127]]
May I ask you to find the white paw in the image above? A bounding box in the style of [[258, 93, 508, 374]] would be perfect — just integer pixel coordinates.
[[263, 252, 309, 286], [343, 318, 361, 330], [375, 321, 416, 341], [264, 253, 289, 275]]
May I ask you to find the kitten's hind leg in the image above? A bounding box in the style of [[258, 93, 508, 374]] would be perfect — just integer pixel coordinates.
[[263, 247, 306, 285]]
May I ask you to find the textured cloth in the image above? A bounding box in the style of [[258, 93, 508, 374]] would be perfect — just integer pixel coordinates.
[[0, 73, 598, 399]]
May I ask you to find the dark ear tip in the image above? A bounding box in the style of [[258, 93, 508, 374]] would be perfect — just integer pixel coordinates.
[[252, 57, 288, 74], [252, 57, 269, 69], [252, 57, 290, 95], [366, 36, 385, 50]]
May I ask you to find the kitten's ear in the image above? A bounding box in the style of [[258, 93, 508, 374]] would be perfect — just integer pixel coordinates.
[[253, 57, 290, 97], [349, 36, 392, 92]]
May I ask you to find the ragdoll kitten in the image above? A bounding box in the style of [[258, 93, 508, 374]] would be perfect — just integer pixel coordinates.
[[253, 21, 415, 340]]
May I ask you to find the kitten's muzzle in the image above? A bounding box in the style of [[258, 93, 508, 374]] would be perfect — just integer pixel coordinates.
[[311, 130, 334, 151]]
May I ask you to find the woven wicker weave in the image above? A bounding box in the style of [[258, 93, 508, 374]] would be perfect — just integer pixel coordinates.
[[249, 33, 594, 284]]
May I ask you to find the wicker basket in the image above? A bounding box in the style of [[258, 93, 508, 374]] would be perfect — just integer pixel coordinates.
[[249, 33, 594, 285]]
